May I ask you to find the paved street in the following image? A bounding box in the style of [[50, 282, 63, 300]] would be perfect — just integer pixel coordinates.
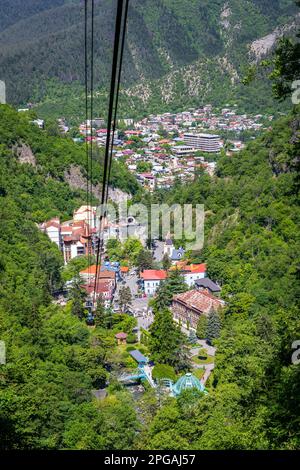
[[153, 240, 164, 262], [190, 341, 216, 357], [115, 272, 154, 338]]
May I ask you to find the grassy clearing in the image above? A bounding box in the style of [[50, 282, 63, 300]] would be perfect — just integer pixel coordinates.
[[192, 355, 214, 365]]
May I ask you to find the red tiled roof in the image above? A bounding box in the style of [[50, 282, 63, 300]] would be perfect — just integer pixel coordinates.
[[115, 332, 128, 339], [73, 220, 85, 227], [184, 263, 207, 273], [45, 219, 60, 229], [125, 130, 141, 135], [173, 289, 224, 315], [79, 265, 116, 279], [141, 270, 167, 281], [82, 281, 111, 295], [63, 236, 75, 242], [120, 266, 129, 272], [61, 226, 72, 232], [80, 265, 98, 275], [139, 173, 154, 179]]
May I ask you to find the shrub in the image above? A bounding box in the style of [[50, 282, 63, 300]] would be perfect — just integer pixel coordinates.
[[126, 333, 137, 344], [198, 348, 208, 360]]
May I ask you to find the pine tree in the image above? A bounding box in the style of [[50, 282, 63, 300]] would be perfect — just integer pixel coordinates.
[[119, 286, 132, 313], [70, 276, 86, 320], [167, 269, 188, 294], [137, 249, 153, 273], [154, 269, 188, 311], [188, 330, 198, 344], [206, 309, 221, 344], [196, 315, 208, 339], [94, 294, 107, 328], [162, 253, 171, 271], [149, 308, 191, 371]]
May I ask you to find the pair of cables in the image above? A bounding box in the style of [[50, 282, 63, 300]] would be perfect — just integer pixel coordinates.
[[93, 0, 129, 305], [84, 0, 95, 288]]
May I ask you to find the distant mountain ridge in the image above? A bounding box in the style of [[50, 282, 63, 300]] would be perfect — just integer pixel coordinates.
[[0, 0, 298, 115]]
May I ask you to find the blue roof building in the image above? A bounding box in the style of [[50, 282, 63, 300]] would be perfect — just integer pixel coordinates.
[[171, 247, 185, 261], [129, 350, 148, 366]]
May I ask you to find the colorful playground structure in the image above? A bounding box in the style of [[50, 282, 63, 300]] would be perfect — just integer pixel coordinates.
[[118, 349, 207, 396]]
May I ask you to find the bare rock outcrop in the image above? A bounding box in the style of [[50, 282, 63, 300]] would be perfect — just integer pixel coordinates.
[[13, 143, 36, 166], [64, 165, 131, 203]]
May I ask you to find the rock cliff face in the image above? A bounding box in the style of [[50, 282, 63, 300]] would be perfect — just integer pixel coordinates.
[[14, 143, 36, 166], [249, 13, 300, 61]]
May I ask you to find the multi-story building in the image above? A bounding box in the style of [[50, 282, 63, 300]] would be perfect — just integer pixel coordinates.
[[170, 262, 207, 287], [195, 277, 221, 296], [40, 218, 62, 249], [171, 145, 197, 156], [183, 133, 221, 153], [82, 279, 114, 306], [73, 205, 97, 229], [141, 270, 167, 296], [61, 220, 93, 263], [79, 265, 117, 287]]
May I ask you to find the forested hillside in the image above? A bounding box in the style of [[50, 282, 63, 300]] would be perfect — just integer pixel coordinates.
[[1, 108, 299, 450], [0, 0, 298, 118], [0, 0, 299, 452], [0, 106, 141, 449], [0, 106, 138, 224]]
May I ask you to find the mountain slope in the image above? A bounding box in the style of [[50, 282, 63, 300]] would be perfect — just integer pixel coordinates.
[[137, 107, 300, 450], [0, 105, 138, 225], [0, 0, 298, 115]]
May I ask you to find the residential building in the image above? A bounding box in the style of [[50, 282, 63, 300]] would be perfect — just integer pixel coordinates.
[[61, 220, 93, 263], [82, 279, 114, 305], [136, 172, 155, 191], [183, 133, 220, 153], [172, 289, 225, 329], [73, 205, 97, 229], [180, 263, 207, 287], [195, 278, 221, 295], [40, 218, 62, 249], [141, 269, 167, 296], [171, 145, 197, 156], [79, 265, 116, 288], [170, 247, 185, 263]]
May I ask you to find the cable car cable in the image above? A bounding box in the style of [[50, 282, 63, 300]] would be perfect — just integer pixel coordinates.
[[93, 0, 129, 305]]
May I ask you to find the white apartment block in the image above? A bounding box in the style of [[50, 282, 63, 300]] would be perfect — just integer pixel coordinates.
[[183, 133, 221, 153]]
